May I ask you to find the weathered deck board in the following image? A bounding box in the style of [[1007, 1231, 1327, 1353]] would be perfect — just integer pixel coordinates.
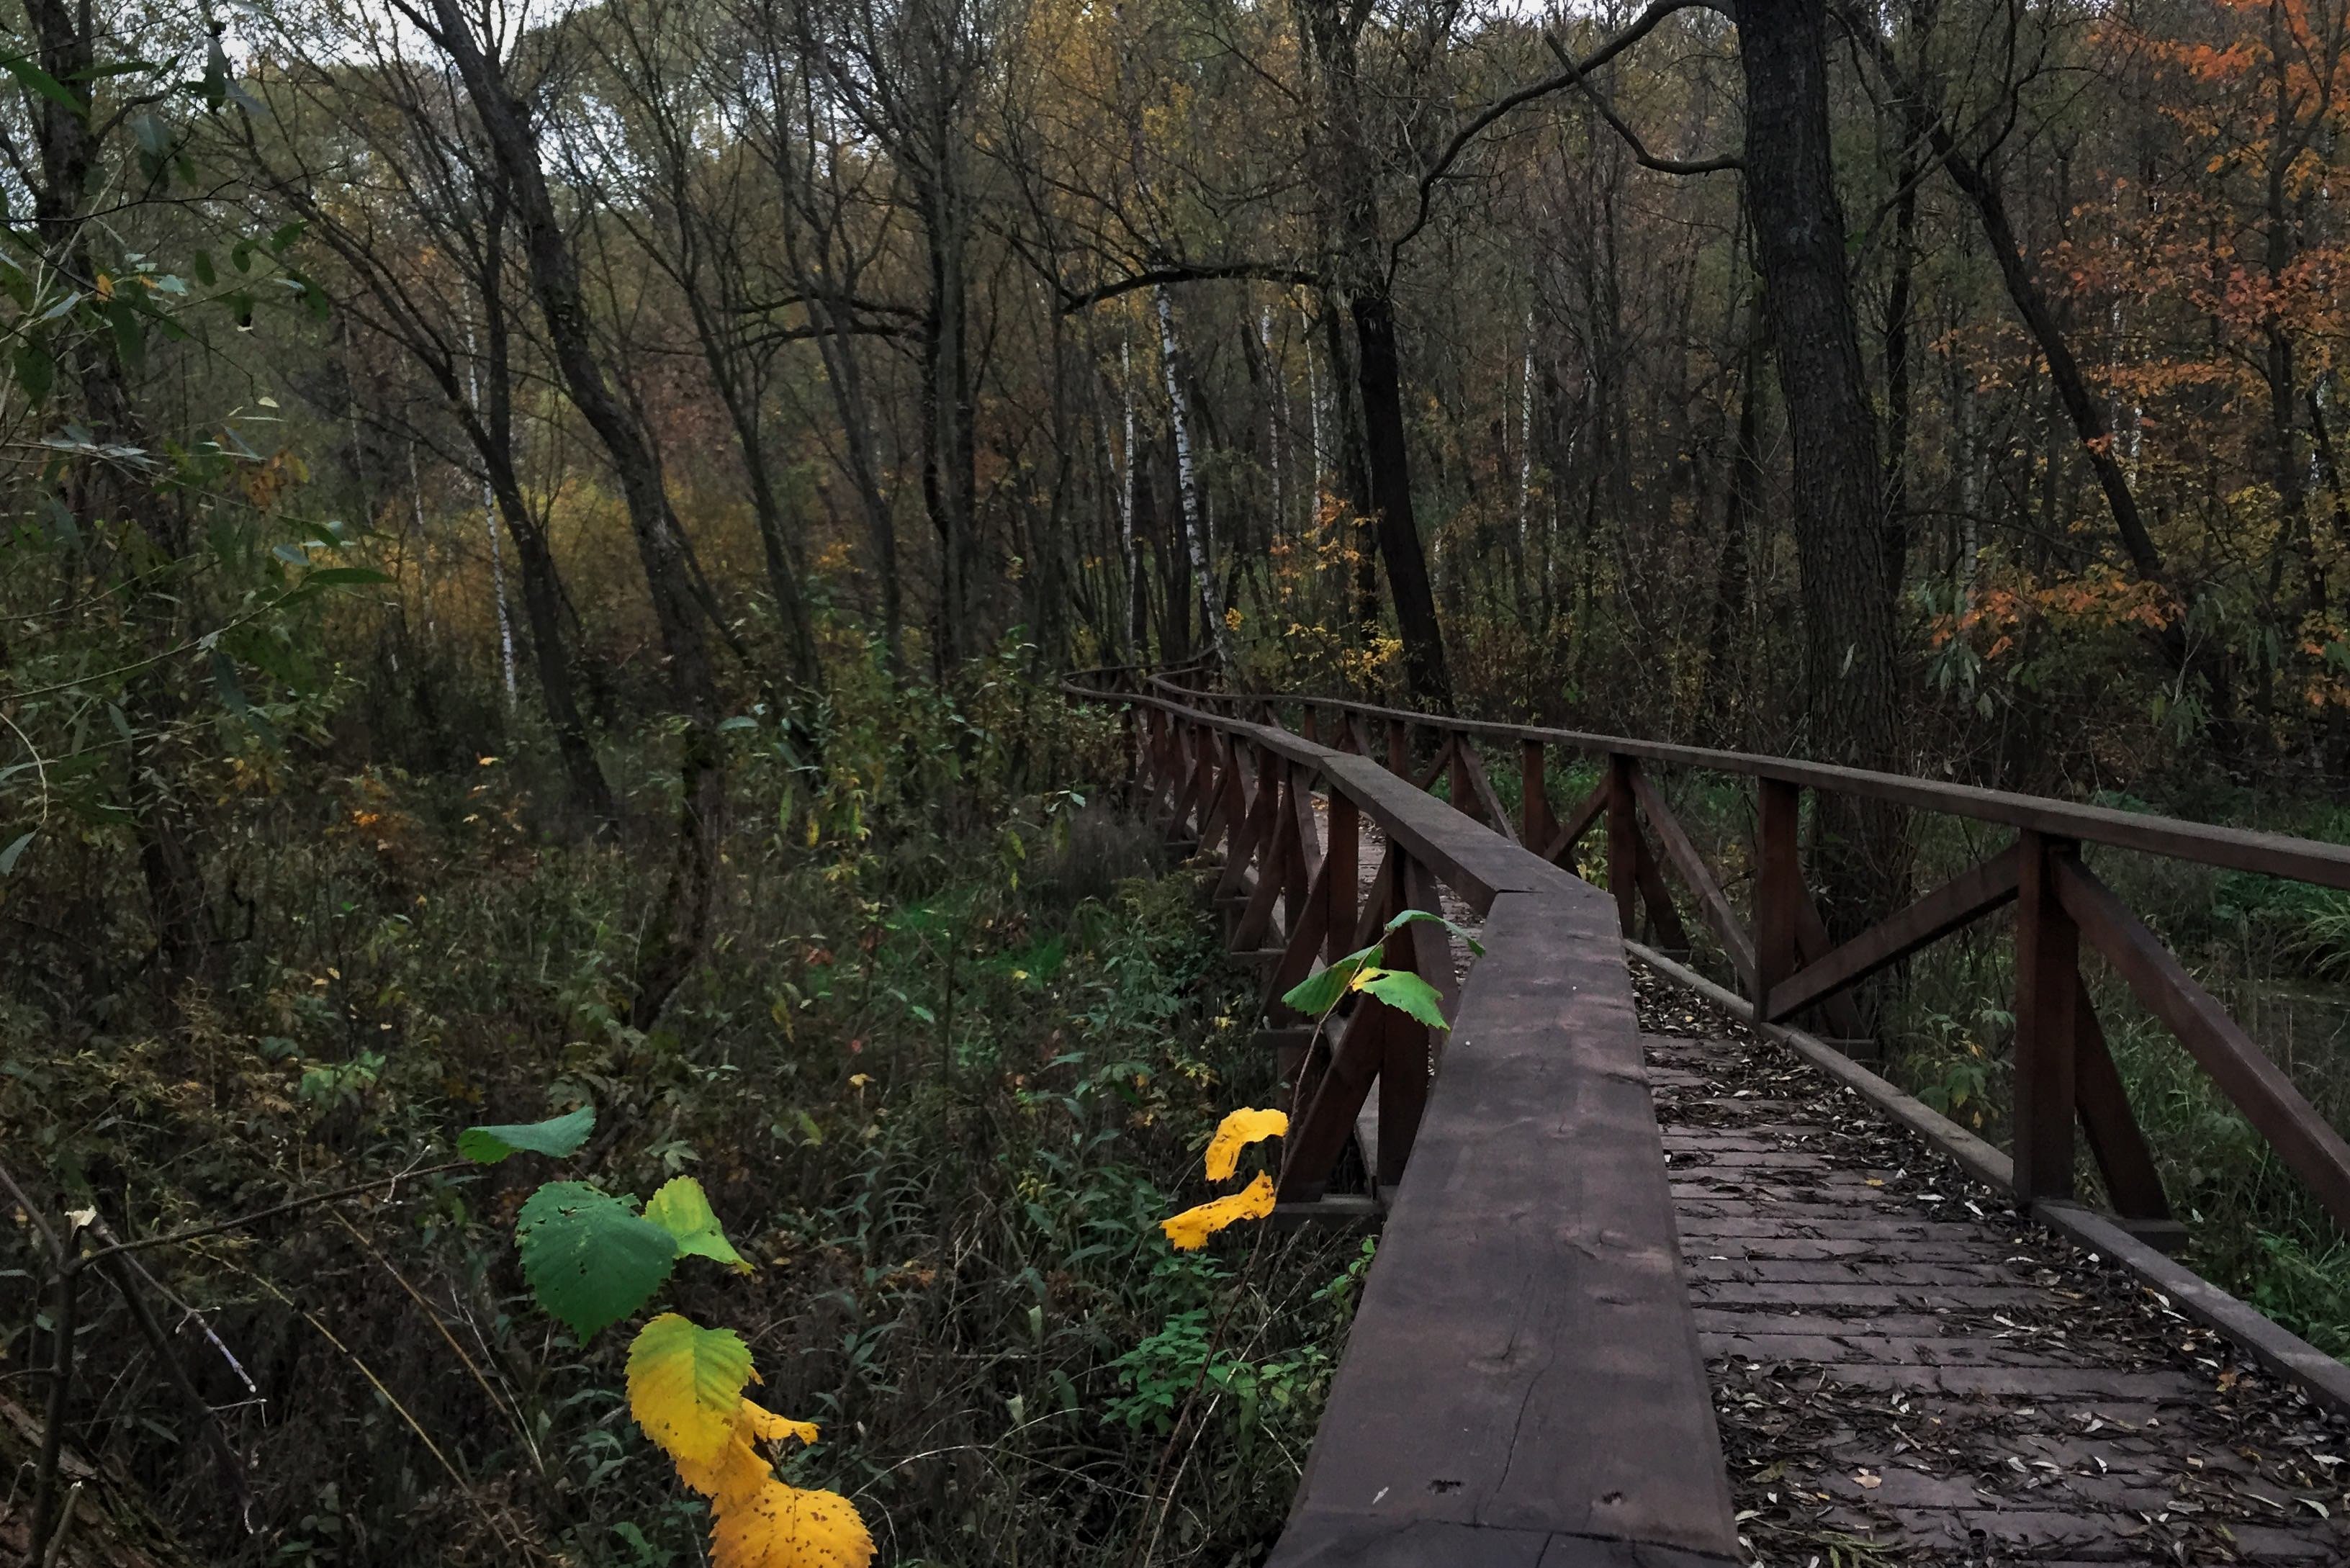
[[1641, 980, 2350, 1565], [1266, 888, 1742, 1567]]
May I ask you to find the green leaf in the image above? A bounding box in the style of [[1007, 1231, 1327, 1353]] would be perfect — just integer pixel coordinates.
[[1, 54, 85, 119], [192, 248, 215, 287], [459, 1106, 594, 1164], [13, 342, 52, 404], [1280, 944, 1379, 1017], [516, 1181, 677, 1341], [0, 830, 34, 876], [1383, 907, 1485, 957], [644, 1176, 752, 1273], [1357, 969, 1449, 1032]]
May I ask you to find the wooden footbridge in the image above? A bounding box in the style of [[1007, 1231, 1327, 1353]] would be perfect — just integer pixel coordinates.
[[1076, 677, 2350, 1567]]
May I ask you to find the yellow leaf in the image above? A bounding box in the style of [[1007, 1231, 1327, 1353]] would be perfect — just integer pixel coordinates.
[[740, 1400, 821, 1448], [629, 1314, 754, 1466], [1161, 1171, 1277, 1251], [711, 1478, 875, 1568], [677, 1398, 823, 1505], [1202, 1108, 1288, 1181], [679, 1433, 778, 1510]]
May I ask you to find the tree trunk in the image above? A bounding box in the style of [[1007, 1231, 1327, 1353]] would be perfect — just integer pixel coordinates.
[[1154, 287, 1227, 667], [423, 0, 722, 1022], [1738, 0, 1906, 932]]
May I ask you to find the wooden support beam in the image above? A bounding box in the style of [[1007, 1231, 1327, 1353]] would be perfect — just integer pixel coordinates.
[[1790, 882, 1869, 1042], [1374, 855, 1441, 1185], [1541, 776, 1610, 868], [1215, 745, 1277, 904], [1763, 843, 2022, 1023], [1755, 778, 1803, 1009], [1234, 776, 1297, 952], [1262, 843, 1335, 1024], [1387, 717, 1410, 776], [1323, 790, 1359, 963], [2057, 855, 2350, 1235], [1458, 739, 1520, 845], [2073, 980, 2172, 1227], [1413, 732, 1454, 794], [1520, 739, 1557, 850], [1281, 1002, 1390, 1202], [1605, 755, 1641, 937], [1624, 761, 1755, 988], [2013, 832, 2081, 1203]]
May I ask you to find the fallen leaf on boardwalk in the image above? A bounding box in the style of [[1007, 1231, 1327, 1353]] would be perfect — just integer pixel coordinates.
[[1855, 1470, 1882, 1490]]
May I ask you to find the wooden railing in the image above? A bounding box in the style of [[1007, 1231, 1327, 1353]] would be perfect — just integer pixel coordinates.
[[1147, 677, 2350, 1252], [1090, 682, 1745, 1566], [1080, 675, 2350, 1561]]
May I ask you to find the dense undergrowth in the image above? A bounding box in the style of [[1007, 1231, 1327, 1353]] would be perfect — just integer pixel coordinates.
[[0, 662, 1366, 1567]]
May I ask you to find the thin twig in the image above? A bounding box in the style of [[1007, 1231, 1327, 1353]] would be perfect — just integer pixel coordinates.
[[77, 1159, 474, 1266]]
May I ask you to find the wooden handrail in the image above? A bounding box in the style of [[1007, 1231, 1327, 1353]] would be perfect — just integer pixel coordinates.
[[1118, 675, 2350, 1243], [1161, 679, 2350, 890], [1088, 685, 1744, 1567]]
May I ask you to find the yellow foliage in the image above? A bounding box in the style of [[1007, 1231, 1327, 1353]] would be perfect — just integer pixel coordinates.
[[1202, 1107, 1287, 1181], [711, 1477, 876, 1568], [1161, 1171, 1277, 1251], [628, 1314, 755, 1466]]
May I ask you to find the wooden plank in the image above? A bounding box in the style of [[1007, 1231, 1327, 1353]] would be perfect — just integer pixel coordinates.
[[1762, 842, 2021, 1022], [1625, 761, 1755, 988], [2072, 980, 2171, 1226], [2057, 855, 2350, 1234], [2036, 1200, 2350, 1419], [1318, 751, 1580, 915], [1268, 888, 1740, 1568]]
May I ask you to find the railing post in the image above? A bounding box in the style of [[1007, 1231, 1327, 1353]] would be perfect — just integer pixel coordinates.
[[1755, 779, 1803, 1014], [1324, 787, 1358, 963], [1301, 703, 1319, 742], [2014, 830, 2081, 1203], [1605, 754, 1640, 937], [1387, 717, 1410, 776], [1446, 730, 1474, 814], [1520, 739, 1557, 849]]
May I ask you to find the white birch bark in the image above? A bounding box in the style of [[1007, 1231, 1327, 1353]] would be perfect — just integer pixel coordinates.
[[1155, 287, 1226, 660], [463, 325, 519, 707]]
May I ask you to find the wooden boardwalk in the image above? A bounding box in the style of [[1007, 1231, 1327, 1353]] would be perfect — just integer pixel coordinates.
[[1642, 970, 2350, 1565], [1097, 680, 2350, 1566]]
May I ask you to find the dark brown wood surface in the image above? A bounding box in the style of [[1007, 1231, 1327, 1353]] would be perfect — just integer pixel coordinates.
[[1647, 1004, 2350, 1566], [1269, 889, 1742, 1567], [1762, 842, 2020, 1022], [1187, 683, 2350, 889]]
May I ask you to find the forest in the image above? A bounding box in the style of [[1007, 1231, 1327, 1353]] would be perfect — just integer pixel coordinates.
[[5, 0, 2350, 1557]]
